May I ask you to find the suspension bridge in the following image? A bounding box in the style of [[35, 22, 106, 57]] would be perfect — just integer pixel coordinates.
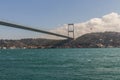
[[0, 20, 73, 40]]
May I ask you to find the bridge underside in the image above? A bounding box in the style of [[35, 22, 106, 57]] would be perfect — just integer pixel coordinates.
[[0, 21, 73, 39]]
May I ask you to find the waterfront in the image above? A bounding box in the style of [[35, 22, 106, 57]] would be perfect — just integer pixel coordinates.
[[0, 48, 120, 80]]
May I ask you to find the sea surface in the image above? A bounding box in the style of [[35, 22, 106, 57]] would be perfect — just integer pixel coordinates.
[[0, 48, 120, 80]]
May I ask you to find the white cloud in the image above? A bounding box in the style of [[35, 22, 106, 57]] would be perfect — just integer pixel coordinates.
[[42, 12, 120, 39]]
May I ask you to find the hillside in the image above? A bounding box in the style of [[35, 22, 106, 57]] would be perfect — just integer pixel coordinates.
[[0, 38, 68, 49], [1, 32, 120, 49], [72, 32, 120, 48]]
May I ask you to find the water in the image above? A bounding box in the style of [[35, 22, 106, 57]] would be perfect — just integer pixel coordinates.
[[0, 48, 120, 80]]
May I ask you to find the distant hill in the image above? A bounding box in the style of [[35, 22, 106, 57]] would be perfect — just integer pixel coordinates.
[[1, 32, 120, 49], [72, 32, 120, 48], [0, 38, 68, 49]]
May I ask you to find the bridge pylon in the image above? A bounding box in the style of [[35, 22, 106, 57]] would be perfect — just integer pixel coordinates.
[[68, 24, 75, 40]]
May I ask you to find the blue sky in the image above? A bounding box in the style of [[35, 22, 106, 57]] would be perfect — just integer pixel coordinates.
[[0, 0, 120, 39]]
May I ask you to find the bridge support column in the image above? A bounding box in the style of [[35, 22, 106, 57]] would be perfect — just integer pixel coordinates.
[[68, 24, 74, 40]]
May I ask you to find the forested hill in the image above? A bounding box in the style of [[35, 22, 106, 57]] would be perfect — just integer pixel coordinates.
[[1, 32, 120, 49], [0, 38, 68, 49], [72, 32, 120, 48]]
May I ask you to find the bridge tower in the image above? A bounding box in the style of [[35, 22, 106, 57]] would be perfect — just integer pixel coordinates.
[[68, 24, 75, 40]]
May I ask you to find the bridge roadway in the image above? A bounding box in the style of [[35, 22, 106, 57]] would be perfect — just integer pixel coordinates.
[[0, 21, 72, 39]]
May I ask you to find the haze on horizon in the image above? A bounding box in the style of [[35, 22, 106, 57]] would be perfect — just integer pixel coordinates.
[[0, 0, 120, 39]]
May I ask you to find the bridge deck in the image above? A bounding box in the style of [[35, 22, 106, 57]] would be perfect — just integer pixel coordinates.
[[0, 21, 72, 39]]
